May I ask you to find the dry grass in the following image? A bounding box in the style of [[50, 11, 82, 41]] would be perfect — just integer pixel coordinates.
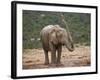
[[23, 46, 91, 69]]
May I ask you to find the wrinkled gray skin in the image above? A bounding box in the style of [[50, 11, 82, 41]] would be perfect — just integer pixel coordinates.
[[40, 25, 74, 66]]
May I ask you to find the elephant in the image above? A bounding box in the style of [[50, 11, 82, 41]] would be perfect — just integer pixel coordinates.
[[40, 25, 74, 66]]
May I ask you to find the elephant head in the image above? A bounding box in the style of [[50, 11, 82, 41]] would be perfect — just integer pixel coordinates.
[[49, 25, 74, 51]]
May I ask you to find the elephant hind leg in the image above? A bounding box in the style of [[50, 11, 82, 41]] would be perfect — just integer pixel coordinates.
[[56, 46, 64, 66], [51, 51, 56, 64], [50, 50, 57, 67], [44, 50, 49, 65], [57, 46, 62, 64]]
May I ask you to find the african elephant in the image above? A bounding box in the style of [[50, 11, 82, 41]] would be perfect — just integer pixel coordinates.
[[40, 25, 74, 66]]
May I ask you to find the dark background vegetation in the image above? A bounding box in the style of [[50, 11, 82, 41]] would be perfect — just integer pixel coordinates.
[[23, 10, 91, 49]]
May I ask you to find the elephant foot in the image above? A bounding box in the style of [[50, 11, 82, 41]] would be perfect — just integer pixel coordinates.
[[44, 62, 49, 65], [49, 63, 56, 67], [56, 63, 64, 67]]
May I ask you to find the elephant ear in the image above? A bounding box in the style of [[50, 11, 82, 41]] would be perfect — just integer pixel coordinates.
[[56, 30, 63, 43], [49, 29, 58, 45]]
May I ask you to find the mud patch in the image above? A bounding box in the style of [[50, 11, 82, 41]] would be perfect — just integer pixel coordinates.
[[23, 46, 91, 69]]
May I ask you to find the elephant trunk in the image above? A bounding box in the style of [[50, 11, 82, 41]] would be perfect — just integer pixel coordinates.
[[65, 43, 74, 52], [61, 14, 74, 52], [65, 35, 74, 52]]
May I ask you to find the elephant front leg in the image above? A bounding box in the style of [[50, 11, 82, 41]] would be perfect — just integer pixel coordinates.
[[56, 46, 62, 65], [51, 50, 56, 64], [49, 43, 56, 66], [44, 50, 49, 65]]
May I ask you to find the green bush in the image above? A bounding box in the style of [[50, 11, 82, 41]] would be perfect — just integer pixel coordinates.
[[23, 10, 91, 49]]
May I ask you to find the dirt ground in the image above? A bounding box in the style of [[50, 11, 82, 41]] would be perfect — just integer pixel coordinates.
[[23, 46, 91, 69]]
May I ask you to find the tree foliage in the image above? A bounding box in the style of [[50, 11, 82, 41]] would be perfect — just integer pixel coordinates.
[[23, 10, 91, 49]]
